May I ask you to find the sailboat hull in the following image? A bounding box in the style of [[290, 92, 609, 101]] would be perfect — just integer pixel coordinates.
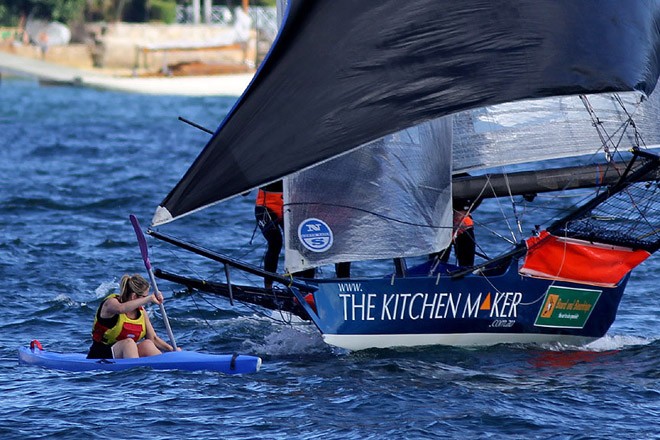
[[295, 261, 627, 351], [322, 333, 598, 351], [155, 258, 627, 351]]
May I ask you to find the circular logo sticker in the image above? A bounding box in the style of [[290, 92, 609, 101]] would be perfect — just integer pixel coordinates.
[[298, 218, 333, 253]]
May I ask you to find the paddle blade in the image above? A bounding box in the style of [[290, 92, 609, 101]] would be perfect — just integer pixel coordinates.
[[129, 214, 151, 270]]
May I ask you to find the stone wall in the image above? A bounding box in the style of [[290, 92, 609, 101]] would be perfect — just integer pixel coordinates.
[[90, 22, 256, 72], [3, 42, 95, 69]]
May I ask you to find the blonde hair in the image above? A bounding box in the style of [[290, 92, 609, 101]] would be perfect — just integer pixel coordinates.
[[118, 274, 149, 302]]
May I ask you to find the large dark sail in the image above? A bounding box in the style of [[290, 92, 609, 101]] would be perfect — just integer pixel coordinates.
[[154, 0, 660, 225]]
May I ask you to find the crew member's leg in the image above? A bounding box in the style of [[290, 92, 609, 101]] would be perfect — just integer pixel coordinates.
[[256, 207, 283, 288], [111, 338, 139, 359], [455, 228, 476, 267], [137, 339, 162, 357], [335, 262, 351, 278], [292, 268, 316, 278]]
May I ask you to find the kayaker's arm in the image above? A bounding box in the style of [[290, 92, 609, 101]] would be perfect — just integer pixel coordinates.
[[100, 292, 160, 318], [144, 312, 179, 352]]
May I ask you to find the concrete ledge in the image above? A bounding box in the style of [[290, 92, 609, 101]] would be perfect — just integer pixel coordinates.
[[1, 22, 257, 73]]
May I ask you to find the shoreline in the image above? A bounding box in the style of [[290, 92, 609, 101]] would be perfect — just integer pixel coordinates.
[[0, 50, 253, 97]]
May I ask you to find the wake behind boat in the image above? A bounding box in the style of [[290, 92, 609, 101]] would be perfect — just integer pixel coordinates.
[[143, 1, 660, 351]]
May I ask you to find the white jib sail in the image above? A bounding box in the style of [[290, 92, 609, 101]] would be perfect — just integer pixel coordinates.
[[284, 117, 454, 274]]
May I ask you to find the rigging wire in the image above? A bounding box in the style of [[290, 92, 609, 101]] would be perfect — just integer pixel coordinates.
[[188, 288, 222, 333], [285, 202, 453, 230], [461, 92, 647, 267], [462, 175, 518, 250], [577, 94, 660, 242], [580, 94, 618, 162], [607, 95, 660, 241], [502, 170, 524, 239], [613, 93, 647, 149], [189, 287, 298, 329], [487, 174, 519, 245], [525, 93, 641, 229]]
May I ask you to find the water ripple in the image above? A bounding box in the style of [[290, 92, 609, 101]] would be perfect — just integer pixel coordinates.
[[0, 78, 658, 439]]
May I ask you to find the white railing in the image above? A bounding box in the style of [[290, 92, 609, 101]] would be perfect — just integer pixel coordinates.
[[176, 6, 277, 39], [251, 7, 278, 40]]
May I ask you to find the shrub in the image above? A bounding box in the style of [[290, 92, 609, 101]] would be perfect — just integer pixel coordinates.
[[149, 0, 176, 24]]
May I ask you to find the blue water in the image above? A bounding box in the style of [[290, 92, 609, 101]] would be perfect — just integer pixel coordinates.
[[1, 78, 658, 439]]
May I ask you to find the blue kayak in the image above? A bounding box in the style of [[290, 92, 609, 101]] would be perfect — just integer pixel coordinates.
[[18, 345, 261, 374]]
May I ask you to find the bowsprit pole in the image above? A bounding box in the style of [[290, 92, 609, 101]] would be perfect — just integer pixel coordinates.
[[129, 214, 177, 350]]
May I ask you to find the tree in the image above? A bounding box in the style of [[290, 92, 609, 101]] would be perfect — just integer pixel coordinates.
[[0, 0, 86, 25]]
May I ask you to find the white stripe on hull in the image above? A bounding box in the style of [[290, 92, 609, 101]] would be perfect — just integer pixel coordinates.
[[323, 333, 598, 351]]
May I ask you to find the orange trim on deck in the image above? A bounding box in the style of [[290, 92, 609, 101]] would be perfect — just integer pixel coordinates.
[[520, 230, 650, 287]]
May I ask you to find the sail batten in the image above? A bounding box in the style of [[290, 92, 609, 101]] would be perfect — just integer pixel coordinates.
[[153, 0, 660, 226]]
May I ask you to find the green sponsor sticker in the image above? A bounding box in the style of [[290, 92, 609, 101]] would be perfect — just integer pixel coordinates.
[[534, 286, 601, 329]]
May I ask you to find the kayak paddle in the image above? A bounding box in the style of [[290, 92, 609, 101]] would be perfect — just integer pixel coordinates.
[[129, 214, 177, 350]]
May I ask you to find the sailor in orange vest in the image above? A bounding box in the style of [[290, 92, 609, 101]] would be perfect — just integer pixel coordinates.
[[256, 181, 321, 288], [255, 181, 285, 289], [87, 274, 177, 359], [434, 198, 477, 267]]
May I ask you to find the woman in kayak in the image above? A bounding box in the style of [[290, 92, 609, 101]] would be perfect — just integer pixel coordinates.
[[87, 274, 176, 359]]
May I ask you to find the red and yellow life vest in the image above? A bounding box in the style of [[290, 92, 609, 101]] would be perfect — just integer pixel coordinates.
[[256, 188, 284, 220], [91, 294, 147, 345]]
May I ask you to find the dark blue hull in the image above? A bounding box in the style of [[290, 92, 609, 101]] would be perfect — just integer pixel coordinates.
[[292, 260, 628, 350]]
